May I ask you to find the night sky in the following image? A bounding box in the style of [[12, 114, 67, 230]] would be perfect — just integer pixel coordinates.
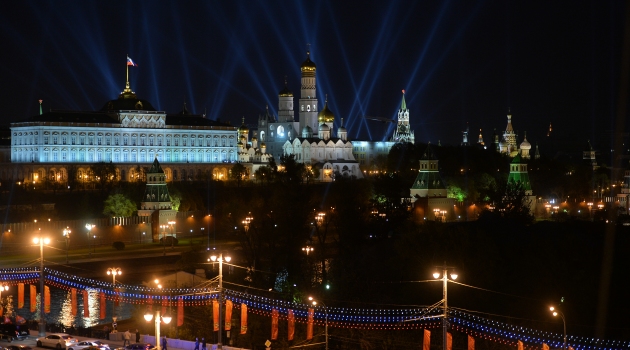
[[1, 1, 627, 156]]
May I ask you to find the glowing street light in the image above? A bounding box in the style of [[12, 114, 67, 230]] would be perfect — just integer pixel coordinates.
[[0, 284, 9, 300], [433, 264, 458, 350], [209, 252, 231, 349], [107, 268, 122, 285], [308, 297, 328, 350], [549, 306, 567, 350], [302, 246, 314, 255], [33, 235, 50, 336], [85, 224, 95, 255], [62, 227, 71, 263]]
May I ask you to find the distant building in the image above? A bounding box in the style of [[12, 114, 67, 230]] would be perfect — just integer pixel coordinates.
[[138, 157, 177, 242], [409, 143, 455, 221], [4, 65, 238, 184]]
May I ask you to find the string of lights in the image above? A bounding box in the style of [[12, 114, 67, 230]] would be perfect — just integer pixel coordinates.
[[1, 268, 626, 348]]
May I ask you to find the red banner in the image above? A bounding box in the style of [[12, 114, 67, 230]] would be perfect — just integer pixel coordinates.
[[18, 283, 24, 308], [0, 306, 3, 317], [423, 329, 431, 350], [307, 308, 314, 340], [518, 340, 523, 350], [162, 296, 167, 315], [468, 335, 475, 350], [542, 344, 549, 350], [71, 288, 77, 316], [30, 285, 37, 312], [99, 292, 105, 319], [177, 297, 184, 327], [271, 309, 278, 340], [213, 300, 219, 331], [44, 286, 50, 313], [447, 332, 452, 350], [83, 290, 89, 317], [287, 309, 295, 341], [225, 300, 233, 331], [240, 304, 248, 334]]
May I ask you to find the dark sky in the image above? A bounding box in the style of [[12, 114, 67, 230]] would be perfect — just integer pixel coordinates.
[[1, 1, 627, 155]]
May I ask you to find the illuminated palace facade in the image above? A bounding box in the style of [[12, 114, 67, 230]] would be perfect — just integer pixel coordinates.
[[5, 83, 237, 184]]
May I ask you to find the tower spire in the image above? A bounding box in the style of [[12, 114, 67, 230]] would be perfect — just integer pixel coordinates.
[[38, 99, 43, 115]]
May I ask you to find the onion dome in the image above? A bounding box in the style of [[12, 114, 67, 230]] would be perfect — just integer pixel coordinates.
[[301, 51, 316, 72], [261, 142, 266, 148], [251, 136, 258, 141], [338, 117, 347, 133], [302, 125, 313, 138], [520, 132, 531, 150], [318, 123, 330, 132], [238, 117, 249, 133], [317, 96, 335, 123], [278, 77, 293, 97]]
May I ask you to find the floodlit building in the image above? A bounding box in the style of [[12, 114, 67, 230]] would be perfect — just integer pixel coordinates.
[[5, 67, 238, 184]]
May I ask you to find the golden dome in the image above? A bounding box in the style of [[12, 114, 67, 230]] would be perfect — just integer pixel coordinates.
[[279, 78, 293, 97], [238, 117, 249, 132], [318, 98, 335, 123], [301, 51, 316, 71]]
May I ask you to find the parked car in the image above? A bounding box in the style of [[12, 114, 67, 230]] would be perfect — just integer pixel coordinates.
[[73, 341, 109, 350], [0, 324, 29, 342], [114, 344, 154, 350], [5, 345, 33, 350], [35, 334, 77, 349]]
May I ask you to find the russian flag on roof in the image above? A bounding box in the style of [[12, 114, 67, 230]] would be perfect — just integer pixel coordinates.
[[127, 56, 138, 67]]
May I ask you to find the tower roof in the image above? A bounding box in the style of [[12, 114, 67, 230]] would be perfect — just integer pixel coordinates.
[[301, 51, 316, 71], [400, 90, 407, 110], [421, 143, 437, 160], [148, 156, 164, 174], [318, 96, 335, 123], [279, 77, 293, 97]]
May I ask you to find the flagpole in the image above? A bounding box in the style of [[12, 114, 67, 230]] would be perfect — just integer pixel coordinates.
[[126, 54, 129, 90]]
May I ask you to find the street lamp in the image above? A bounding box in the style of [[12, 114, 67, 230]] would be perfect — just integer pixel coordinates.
[[160, 224, 168, 256], [62, 227, 71, 263], [433, 265, 458, 350], [308, 297, 328, 350], [85, 224, 95, 255], [33, 235, 50, 336], [209, 252, 231, 350], [168, 220, 176, 250], [0, 284, 8, 300], [107, 268, 122, 321], [242, 215, 253, 234], [302, 246, 314, 255], [550, 306, 567, 350], [144, 306, 171, 350]]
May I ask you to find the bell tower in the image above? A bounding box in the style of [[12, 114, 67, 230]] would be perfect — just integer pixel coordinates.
[[299, 49, 319, 132]]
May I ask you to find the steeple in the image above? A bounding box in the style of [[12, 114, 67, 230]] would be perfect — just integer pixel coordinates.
[[390, 89, 414, 143], [39, 99, 43, 115]]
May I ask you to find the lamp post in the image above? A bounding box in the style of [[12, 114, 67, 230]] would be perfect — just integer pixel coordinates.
[[209, 252, 231, 350], [107, 268, 122, 319], [160, 224, 167, 256], [62, 227, 71, 263], [168, 220, 176, 250], [85, 224, 94, 255], [33, 235, 50, 336], [550, 307, 567, 350], [0, 284, 8, 302], [433, 265, 458, 350], [144, 306, 171, 350], [308, 297, 328, 350]]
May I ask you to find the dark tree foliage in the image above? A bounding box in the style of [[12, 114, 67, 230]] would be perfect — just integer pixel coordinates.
[[229, 163, 248, 187], [90, 162, 118, 192]]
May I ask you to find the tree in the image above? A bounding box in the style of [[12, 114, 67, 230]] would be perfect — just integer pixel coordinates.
[[254, 165, 273, 185], [90, 162, 118, 191], [103, 193, 137, 217], [278, 154, 306, 184], [230, 163, 248, 187]]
